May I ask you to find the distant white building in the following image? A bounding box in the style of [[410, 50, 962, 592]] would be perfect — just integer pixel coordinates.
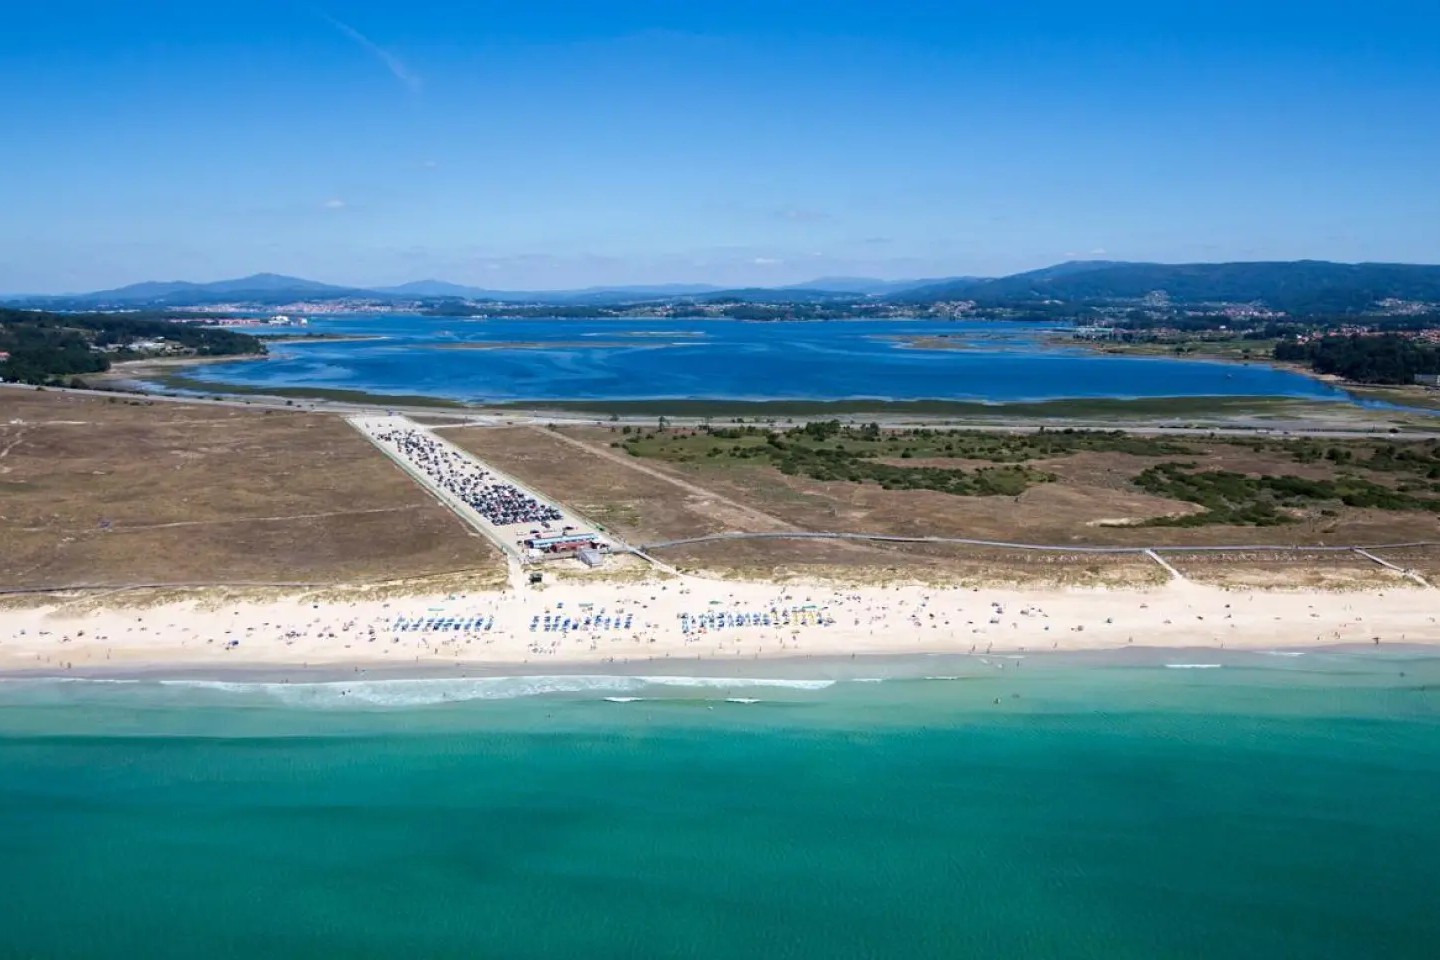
[[1415, 373, 1440, 388]]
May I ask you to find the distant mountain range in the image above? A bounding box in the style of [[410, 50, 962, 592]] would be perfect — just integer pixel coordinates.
[[66, 273, 369, 305], [902, 260, 1440, 311], [779, 276, 973, 296], [7, 260, 1440, 312], [372, 280, 733, 300], [3, 273, 949, 308]]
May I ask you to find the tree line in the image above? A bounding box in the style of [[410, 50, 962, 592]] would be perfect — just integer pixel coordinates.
[[1273, 334, 1440, 384], [0, 308, 265, 385]]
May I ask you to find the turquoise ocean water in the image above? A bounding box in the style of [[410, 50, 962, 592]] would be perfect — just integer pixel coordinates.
[[2, 650, 1438, 959]]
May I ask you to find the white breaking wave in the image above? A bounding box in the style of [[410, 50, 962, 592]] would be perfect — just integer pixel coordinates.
[[1163, 663, 1223, 670], [129, 674, 836, 708], [0, 676, 142, 684], [639, 676, 833, 691]]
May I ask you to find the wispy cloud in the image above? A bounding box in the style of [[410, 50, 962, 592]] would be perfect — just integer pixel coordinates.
[[775, 208, 831, 223], [322, 198, 347, 210], [319, 12, 422, 94]]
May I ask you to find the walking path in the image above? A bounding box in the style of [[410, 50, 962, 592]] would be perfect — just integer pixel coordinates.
[[641, 530, 1440, 554], [350, 415, 672, 588], [1353, 548, 1432, 587], [523, 425, 802, 535], [1145, 549, 1186, 581], [639, 530, 1438, 586], [14, 505, 434, 535], [352, 416, 538, 590]]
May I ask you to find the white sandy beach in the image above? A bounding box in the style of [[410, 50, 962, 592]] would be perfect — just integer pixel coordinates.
[[2, 575, 1436, 675]]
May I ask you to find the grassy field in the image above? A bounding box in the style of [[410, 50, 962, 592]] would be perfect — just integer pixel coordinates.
[[1066, 340, 1440, 414], [447, 426, 1174, 586], [1160, 551, 1404, 591], [446, 425, 803, 543], [619, 422, 1440, 528], [445, 422, 1440, 583], [1065, 337, 1282, 363], [1347, 384, 1440, 412], [7, 389, 1437, 592], [0, 390, 502, 591], [92, 369, 469, 409]]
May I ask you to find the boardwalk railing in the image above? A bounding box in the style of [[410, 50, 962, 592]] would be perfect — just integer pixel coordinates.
[[637, 531, 1440, 556]]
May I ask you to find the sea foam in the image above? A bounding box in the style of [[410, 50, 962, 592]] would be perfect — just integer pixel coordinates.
[[130, 674, 837, 708]]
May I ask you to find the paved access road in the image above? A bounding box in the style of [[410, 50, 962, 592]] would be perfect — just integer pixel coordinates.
[[349, 414, 653, 587]]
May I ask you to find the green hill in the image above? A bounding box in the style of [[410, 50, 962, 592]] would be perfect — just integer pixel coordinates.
[[905, 260, 1440, 312]]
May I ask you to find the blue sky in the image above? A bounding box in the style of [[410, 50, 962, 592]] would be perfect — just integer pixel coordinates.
[[3, 0, 1438, 292]]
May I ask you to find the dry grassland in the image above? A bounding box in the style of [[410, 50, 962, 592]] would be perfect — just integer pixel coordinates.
[[1344, 544, 1440, 583], [661, 541, 1171, 588], [452, 424, 1440, 586], [0, 390, 502, 590], [1158, 550, 1414, 590], [7, 390, 1436, 593], [447, 425, 800, 542]]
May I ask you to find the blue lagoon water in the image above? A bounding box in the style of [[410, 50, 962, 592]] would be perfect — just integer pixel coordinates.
[[3, 650, 1439, 959], [177, 316, 1361, 405]]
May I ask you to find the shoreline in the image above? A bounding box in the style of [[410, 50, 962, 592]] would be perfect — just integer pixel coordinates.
[[67, 373, 1378, 423], [253, 333, 386, 343], [1063, 336, 1440, 410], [69, 335, 1440, 422], [16, 380, 1439, 446], [483, 394, 1348, 418], [1, 640, 1432, 684], [4, 577, 1436, 679], [102, 353, 271, 375], [95, 351, 1317, 417], [85, 352, 271, 394], [428, 340, 685, 351]]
